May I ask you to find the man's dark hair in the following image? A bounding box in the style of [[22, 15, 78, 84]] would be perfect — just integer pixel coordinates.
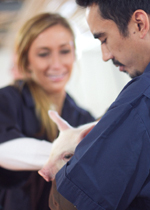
[[76, 0, 150, 36]]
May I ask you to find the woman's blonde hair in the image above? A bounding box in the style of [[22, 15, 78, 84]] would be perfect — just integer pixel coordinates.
[[15, 13, 75, 141]]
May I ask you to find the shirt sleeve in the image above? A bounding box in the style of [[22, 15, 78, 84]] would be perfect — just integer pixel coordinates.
[[56, 104, 150, 210], [0, 138, 52, 170]]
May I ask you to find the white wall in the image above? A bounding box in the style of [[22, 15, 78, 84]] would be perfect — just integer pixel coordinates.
[[0, 48, 13, 88], [66, 37, 131, 118], [0, 43, 130, 119]]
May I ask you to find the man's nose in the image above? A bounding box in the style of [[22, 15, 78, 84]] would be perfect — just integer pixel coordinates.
[[101, 44, 113, 62]]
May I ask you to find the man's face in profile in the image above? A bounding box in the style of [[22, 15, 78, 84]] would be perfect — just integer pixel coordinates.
[[86, 4, 147, 78]]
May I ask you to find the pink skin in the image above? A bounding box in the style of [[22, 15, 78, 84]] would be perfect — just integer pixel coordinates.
[[27, 25, 75, 96], [38, 111, 97, 182], [87, 5, 149, 78]]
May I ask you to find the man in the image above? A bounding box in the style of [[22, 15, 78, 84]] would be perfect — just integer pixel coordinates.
[[54, 0, 150, 209]]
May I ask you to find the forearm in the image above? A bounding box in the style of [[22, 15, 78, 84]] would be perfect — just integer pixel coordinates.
[[0, 138, 52, 171]]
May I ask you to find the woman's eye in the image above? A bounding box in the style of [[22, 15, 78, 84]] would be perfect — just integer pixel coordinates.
[[60, 49, 71, 54], [38, 53, 49, 57]]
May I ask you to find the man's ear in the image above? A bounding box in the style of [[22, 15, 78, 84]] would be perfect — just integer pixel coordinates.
[[132, 9, 150, 39]]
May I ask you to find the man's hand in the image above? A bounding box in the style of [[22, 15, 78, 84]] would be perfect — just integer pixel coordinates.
[[49, 179, 77, 210]]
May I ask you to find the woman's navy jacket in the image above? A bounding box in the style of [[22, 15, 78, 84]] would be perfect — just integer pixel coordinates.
[[0, 82, 95, 210]]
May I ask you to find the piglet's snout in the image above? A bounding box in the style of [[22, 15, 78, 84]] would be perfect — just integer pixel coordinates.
[[38, 165, 56, 182]]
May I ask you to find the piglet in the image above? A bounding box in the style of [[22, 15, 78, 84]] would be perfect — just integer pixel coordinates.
[[38, 110, 97, 182]]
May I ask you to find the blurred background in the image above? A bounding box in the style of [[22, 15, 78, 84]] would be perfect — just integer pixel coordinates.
[[0, 0, 130, 118]]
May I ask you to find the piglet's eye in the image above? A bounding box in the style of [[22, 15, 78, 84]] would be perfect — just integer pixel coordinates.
[[64, 154, 73, 160]]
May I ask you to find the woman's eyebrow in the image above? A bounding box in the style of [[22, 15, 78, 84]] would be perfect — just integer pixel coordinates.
[[36, 47, 49, 50], [60, 42, 72, 47]]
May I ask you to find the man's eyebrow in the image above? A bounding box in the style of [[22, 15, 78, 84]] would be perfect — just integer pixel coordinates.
[[93, 32, 106, 39]]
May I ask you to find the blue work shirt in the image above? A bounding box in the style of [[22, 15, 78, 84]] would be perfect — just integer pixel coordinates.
[[56, 64, 150, 210]]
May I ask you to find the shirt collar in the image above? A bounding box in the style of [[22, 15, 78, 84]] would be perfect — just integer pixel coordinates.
[[143, 62, 150, 74]]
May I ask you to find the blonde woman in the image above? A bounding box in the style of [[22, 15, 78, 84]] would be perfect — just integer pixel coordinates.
[[0, 13, 95, 210]]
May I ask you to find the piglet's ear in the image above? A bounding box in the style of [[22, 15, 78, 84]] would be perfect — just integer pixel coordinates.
[[48, 110, 72, 131], [78, 122, 97, 144]]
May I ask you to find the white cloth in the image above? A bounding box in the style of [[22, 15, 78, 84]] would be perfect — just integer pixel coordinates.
[[0, 138, 52, 170]]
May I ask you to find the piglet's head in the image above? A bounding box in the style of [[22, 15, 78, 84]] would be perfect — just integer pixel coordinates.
[[38, 111, 97, 182]]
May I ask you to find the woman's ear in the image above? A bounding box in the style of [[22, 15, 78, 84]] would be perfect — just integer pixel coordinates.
[[26, 62, 32, 72], [25, 61, 33, 77], [132, 9, 150, 39]]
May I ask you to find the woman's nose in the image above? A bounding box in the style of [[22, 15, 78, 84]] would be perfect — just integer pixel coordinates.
[[101, 44, 113, 62], [50, 54, 62, 69]]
